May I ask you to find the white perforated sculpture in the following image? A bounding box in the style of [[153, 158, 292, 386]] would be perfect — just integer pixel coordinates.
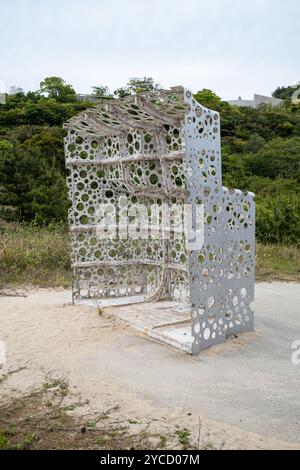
[[64, 87, 255, 354]]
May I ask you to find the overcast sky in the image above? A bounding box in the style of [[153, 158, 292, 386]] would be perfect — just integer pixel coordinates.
[[1, 0, 299, 99]]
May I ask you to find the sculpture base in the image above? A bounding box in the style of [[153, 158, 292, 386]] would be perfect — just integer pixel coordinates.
[[75, 297, 193, 354]]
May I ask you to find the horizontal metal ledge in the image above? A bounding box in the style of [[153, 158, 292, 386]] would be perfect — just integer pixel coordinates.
[[69, 224, 187, 233], [69, 189, 187, 199], [65, 151, 185, 166], [72, 260, 188, 272]]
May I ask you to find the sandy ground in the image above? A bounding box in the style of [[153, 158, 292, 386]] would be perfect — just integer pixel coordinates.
[[0, 284, 300, 450]]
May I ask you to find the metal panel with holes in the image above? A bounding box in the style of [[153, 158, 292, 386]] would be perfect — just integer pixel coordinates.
[[64, 87, 255, 354]]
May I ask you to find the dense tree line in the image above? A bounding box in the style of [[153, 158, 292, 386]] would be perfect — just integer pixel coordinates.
[[0, 77, 299, 244]]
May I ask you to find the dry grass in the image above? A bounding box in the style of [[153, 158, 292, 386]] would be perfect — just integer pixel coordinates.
[[0, 372, 150, 450], [256, 243, 300, 282], [0, 371, 213, 450], [0, 221, 71, 289], [0, 222, 299, 288]]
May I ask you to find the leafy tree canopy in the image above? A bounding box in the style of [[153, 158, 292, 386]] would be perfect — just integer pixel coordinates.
[[91, 85, 113, 99], [127, 77, 160, 94], [193, 89, 230, 113], [40, 76, 77, 103], [272, 83, 300, 102]]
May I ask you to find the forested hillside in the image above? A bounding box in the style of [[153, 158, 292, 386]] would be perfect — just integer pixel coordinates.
[[0, 77, 299, 244]]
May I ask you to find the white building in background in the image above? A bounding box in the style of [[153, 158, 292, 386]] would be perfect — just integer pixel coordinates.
[[227, 94, 284, 109], [76, 93, 99, 102]]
